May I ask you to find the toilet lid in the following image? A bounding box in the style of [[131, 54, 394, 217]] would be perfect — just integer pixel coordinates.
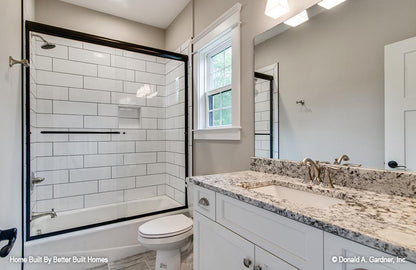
[[139, 214, 193, 238]]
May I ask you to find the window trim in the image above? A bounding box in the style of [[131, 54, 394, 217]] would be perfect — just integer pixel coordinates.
[[193, 3, 241, 140]]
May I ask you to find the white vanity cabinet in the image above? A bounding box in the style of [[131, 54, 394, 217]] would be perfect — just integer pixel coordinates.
[[193, 212, 254, 270], [193, 185, 322, 270], [255, 246, 298, 270], [324, 232, 415, 270], [194, 212, 297, 270], [193, 185, 416, 270]]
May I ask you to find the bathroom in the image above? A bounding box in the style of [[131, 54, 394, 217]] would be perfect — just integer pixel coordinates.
[[0, 0, 415, 269]]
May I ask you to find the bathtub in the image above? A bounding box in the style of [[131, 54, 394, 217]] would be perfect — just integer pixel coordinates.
[[25, 195, 187, 270]]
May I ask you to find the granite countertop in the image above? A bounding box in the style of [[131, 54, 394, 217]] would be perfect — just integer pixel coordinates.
[[188, 171, 416, 263]]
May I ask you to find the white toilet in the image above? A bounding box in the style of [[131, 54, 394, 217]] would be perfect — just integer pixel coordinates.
[[138, 183, 193, 270]]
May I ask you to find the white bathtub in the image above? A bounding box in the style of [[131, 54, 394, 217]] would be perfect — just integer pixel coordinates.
[[25, 195, 187, 270]]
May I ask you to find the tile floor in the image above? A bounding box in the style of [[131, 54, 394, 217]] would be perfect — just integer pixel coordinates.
[[88, 251, 156, 270]]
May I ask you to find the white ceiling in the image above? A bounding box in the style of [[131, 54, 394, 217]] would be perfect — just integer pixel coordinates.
[[59, 0, 191, 29]]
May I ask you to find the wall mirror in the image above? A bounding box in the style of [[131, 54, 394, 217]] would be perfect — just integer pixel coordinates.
[[254, 0, 416, 171]]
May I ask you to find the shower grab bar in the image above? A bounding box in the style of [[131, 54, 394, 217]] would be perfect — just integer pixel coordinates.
[[40, 131, 121, 134]]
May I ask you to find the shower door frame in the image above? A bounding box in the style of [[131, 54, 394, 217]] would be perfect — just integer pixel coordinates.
[[254, 72, 274, 158], [24, 21, 189, 241]]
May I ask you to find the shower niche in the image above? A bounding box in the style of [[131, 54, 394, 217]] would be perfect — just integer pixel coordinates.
[[24, 21, 189, 239], [118, 106, 141, 129]]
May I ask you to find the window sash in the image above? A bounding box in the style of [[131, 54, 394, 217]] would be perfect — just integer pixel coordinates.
[[206, 87, 232, 127], [205, 41, 232, 92]]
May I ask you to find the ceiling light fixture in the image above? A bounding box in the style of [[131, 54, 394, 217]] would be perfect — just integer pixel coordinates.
[[318, 0, 346, 10], [284, 10, 309, 27], [264, 0, 290, 19]]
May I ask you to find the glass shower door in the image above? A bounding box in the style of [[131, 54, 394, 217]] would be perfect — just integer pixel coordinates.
[[26, 25, 188, 239]]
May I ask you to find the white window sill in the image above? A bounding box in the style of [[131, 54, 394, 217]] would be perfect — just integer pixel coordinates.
[[194, 126, 241, 141]]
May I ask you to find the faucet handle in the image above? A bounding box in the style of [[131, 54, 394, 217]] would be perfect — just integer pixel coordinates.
[[303, 165, 313, 184], [323, 166, 342, 188]]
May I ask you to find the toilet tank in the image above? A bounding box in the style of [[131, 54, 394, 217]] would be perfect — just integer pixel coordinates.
[[186, 179, 193, 217]]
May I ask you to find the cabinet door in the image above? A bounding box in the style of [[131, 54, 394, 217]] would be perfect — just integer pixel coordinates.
[[255, 246, 298, 270], [194, 211, 255, 270], [216, 193, 323, 269], [324, 232, 415, 270]]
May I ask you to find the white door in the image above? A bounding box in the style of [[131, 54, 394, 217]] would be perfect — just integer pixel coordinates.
[[0, 0, 23, 269], [385, 37, 416, 171], [254, 246, 297, 270], [193, 212, 254, 270]]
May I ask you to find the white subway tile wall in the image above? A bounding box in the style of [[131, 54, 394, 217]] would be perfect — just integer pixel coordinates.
[[30, 34, 190, 216]]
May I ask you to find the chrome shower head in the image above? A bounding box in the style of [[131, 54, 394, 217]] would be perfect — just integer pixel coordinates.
[[32, 34, 56, 50]]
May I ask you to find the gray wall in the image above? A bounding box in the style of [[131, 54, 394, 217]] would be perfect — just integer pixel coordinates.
[[35, 0, 165, 49], [255, 0, 416, 169], [191, 0, 321, 175]]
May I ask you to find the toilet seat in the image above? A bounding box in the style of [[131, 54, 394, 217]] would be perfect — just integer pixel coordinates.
[[139, 214, 193, 239]]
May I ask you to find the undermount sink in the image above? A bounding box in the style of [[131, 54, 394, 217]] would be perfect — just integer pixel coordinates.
[[250, 185, 345, 209]]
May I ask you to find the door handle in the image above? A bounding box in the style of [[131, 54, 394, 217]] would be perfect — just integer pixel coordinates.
[[387, 161, 406, 169], [0, 228, 17, 257]]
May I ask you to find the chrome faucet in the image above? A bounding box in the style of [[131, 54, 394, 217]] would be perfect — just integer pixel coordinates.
[[302, 158, 323, 183], [334, 154, 349, 165], [31, 208, 57, 222]]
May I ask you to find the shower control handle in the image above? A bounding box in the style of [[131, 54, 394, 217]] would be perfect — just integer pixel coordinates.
[[198, 197, 209, 206], [254, 266, 262, 270], [32, 177, 45, 185], [243, 258, 252, 268], [9, 56, 30, 68]]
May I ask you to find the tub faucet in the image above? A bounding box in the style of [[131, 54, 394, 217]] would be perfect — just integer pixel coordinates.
[[334, 154, 349, 165], [31, 208, 57, 222], [302, 158, 322, 183]]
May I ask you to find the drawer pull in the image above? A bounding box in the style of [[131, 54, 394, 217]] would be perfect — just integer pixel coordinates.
[[243, 258, 252, 268], [198, 197, 210, 206], [254, 266, 262, 270]]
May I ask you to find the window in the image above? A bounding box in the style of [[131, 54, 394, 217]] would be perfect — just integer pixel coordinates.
[[193, 3, 241, 140], [208, 90, 232, 126], [207, 46, 232, 127]]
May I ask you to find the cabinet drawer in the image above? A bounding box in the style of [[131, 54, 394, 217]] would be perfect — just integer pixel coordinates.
[[216, 193, 323, 269], [324, 232, 415, 270], [193, 185, 216, 220]]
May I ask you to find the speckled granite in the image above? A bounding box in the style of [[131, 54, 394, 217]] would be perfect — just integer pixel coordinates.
[[188, 171, 416, 263], [251, 157, 416, 199]]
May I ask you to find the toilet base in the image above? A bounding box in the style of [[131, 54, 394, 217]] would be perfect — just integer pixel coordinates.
[[155, 249, 181, 270]]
